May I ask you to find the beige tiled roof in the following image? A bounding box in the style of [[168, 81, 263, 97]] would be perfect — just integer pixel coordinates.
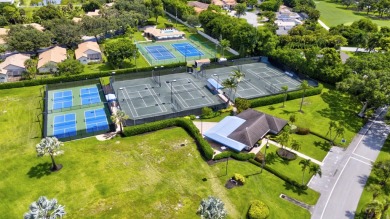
[[0, 53, 30, 74], [37, 46, 67, 69], [0, 28, 8, 36], [212, 0, 224, 6], [188, 1, 209, 9], [86, 9, 100, 17], [72, 17, 82, 23], [75, 41, 101, 60], [24, 23, 45, 31]]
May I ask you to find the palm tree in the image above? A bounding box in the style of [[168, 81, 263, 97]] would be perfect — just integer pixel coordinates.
[[290, 139, 300, 152], [24, 196, 66, 219], [36, 137, 63, 171], [222, 77, 237, 103], [298, 80, 310, 113], [110, 110, 129, 134], [281, 85, 288, 107], [231, 68, 245, 83], [289, 114, 296, 125], [309, 164, 322, 178], [367, 184, 382, 200], [364, 200, 383, 219], [197, 196, 227, 219], [299, 159, 311, 185], [219, 39, 230, 58]]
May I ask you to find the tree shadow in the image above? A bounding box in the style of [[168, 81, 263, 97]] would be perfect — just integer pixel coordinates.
[[281, 110, 296, 115], [313, 140, 331, 151], [345, 210, 356, 219], [265, 152, 278, 165], [268, 106, 276, 111], [283, 181, 308, 195], [278, 157, 290, 165], [27, 162, 52, 179], [358, 174, 369, 187]]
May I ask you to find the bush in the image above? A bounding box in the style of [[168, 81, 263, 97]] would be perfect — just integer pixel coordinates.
[[201, 107, 213, 118], [231, 152, 255, 161], [123, 118, 214, 160], [235, 97, 250, 113], [164, 22, 174, 28], [248, 200, 270, 219], [213, 151, 232, 160], [189, 115, 196, 120], [233, 173, 245, 185], [296, 127, 310, 135], [184, 116, 191, 120], [219, 105, 233, 113], [254, 152, 265, 163]]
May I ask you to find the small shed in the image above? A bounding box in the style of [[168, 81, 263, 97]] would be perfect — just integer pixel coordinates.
[[206, 78, 223, 95], [194, 59, 210, 68]]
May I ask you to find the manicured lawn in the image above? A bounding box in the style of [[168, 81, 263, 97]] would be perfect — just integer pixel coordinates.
[[290, 133, 329, 161], [316, 0, 390, 28], [356, 136, 390, 216], [0, 86, 320, 218], [255, 88, 364, 147], [260, 145, 314, 184]]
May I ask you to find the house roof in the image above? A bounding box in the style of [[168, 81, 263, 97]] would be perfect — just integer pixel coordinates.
[[212, 0, 224, 6], [0, 28, 8, 36], [144, 27, 185, 39], [204, 109, 287, 151], [188, 1, 209, 13], [38, 46, 67, 69], [0, 53, 30, 74], [75, 41, 101, 60]]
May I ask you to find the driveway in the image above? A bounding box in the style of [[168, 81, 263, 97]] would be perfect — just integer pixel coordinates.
[[310, 107, 390, 219], [228, 10, 260, 27]]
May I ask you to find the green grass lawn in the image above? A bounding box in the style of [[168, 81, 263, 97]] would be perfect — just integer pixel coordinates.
[[316, 0, 390, 28], [290, 133, 330, 161], [255, 87, 364, 147], [260, 145, 314, 184], [356, 136, 390, 216], [0, 86, 320, 218]]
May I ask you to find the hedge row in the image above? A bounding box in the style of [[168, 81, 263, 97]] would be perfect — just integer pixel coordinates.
[[249, 159, 308, 190], [250, 83, 324, 108], [212, 151, 256, 161], [0, 62, 186, 90], [310, 130, 332, 143], [123, 118, 214, 160]]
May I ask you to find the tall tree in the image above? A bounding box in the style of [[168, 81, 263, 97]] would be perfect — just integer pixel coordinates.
[[57, 59, 84, 77], [231, 68, 245, 83], [104, 38, 137, 68], [309, 164, 322, 178], [24, 196, 65, 219], [80, 16, 109, 42], [6, 25, 53, 53], [372, 160, 390, 187], [36, 137, 63, 171], [235, 3, 247, 18], [23, 59, 37, 80], [219, 39, 230, 57], [299, 159, 311, 185], [110, 110, 129, 134], [33, 5, 63, 22], [82, 0, 101, 12], [197, 196, 227, 219], [290, 139, 300, 152], [364, 200, 383, 219], [298, 80, 310, 113], [43, 19, 82, 48], [276, 127, 290, 151], [337, 71, 390, 117], [281, 85, 288, 107], [366, 184, 382, 200], [222, 77, 237, 103]]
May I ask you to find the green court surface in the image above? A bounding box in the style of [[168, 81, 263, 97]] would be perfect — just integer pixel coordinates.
[[136, 39, 215, 66], [45, 84, 113, 140]]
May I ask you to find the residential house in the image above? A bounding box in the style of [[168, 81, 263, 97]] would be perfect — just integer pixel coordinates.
[[37, 46, 67, 73], [75, 41, 102, 64], [0, 53, 30, 82], [187, 1, 209, 14]]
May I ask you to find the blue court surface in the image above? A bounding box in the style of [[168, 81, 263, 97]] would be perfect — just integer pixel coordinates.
[[53, 90, 73, 110], [145, 45, 175, 60], [172, 43, 204, 57], [84, 108, 109, 133], [80, 87, 101, 105], [53, 113, 76, 138]]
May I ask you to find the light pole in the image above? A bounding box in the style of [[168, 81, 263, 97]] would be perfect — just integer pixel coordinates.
[[261, 137, 270, 173], [170, 79, 176, 103], [213, 74, 220, 93]]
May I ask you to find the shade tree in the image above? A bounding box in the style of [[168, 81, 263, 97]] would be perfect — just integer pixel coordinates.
[[104, 38, 137, 68], [36, 137, 64, 172], [24, 196, 65, 219], [6, 25, 53, 53], [197, 196, 227, 219]]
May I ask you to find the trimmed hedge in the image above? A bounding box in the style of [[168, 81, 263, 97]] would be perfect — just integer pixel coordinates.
[[296, 127, 310, 135], [0, 62, 186, 90], [123, 118, 214, 160], [248, 200, 270, 219], [213, 151, 232, 160], [213, 151, 255, 161], [250, 84, 323, 108], [249, 159, 307, 190]]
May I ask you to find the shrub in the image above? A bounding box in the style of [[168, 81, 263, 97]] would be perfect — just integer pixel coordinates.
[[184, 116, 191, 120], [219, 105, 233, 113], [213, 151, 232, 160], [254, 152, 265, 163], [164, 22, 174, 28], [235, 97, 250, 113], [233, 173, 245, 185], [189, 115, 196, 120], [201, 107, 213, 118], [248, 200, 270, 219], [231, 152, 255, 161], [296, 127, 310, 135]]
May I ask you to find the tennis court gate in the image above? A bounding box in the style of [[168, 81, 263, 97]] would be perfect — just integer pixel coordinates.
[[123, 102, 226, 126]]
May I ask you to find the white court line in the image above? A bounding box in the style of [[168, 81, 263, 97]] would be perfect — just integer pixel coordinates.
[[352, 153, 374, 163], [188, 78, 214, 103], [171, 84, 189, 108], [136, 91, 148, 108], [122, 88, 138, 117], [146, 84, 167, 113]]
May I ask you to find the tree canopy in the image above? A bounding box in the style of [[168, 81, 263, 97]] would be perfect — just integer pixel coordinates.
[[6, 25, 53, 53], [104, 38, 137, 68]]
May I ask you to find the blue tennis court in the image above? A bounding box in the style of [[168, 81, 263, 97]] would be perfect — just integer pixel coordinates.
[[172, 43, 204, 57], [80, 87, 101, 105], [53, 113, 76, 138], [145, 45, 175, 60], [84, 108, 109, 133], [53, 90, 73, 110]]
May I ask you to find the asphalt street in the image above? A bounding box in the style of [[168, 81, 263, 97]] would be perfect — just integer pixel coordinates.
[[310, 107, 390, 219]]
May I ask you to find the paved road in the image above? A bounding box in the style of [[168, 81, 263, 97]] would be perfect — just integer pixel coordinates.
[[310, 107, 390, 219]]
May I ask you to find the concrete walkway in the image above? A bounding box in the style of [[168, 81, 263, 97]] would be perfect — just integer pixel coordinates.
[[310, 107, 390, 219], [318, 20, 330, 30]]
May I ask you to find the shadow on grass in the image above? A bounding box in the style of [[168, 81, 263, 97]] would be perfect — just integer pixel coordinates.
[[318, 90, 363, 133], [313, 140, 331, 151], [283, 181, 308, 195], [268, 106, 275, 111], [27, 162, 52, 179], [265, 152, 278, 165]]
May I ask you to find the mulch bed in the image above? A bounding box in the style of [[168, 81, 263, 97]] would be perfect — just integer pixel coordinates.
[[277, 148, 297, 160], [225, 178, 243, 189]]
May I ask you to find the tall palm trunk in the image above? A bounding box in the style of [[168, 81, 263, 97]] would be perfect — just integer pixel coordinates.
[[299, 90, 306, 112], [302, 171, 305, 185], [50, 154, 60, 171]]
